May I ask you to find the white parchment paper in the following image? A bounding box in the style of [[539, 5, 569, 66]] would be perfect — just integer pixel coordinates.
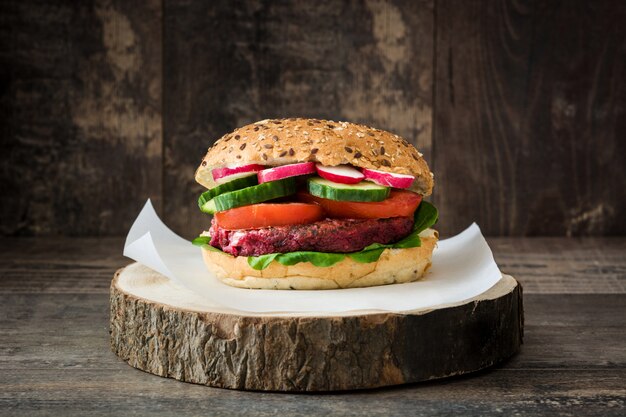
[[124, 200, 502, 313]]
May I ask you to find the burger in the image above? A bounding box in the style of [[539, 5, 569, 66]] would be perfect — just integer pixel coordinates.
[[192, 118, 438, 290]]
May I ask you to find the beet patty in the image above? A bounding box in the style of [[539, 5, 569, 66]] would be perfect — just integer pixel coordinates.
[[208, 216, 414, 257]]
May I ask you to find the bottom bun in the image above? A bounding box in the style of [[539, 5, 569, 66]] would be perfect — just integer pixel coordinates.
[[201, 229, 438, 290]]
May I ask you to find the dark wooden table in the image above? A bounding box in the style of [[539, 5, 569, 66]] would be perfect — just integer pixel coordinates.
[[1, 237, 625, 416]]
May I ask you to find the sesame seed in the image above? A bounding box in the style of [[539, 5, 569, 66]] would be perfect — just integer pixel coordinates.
[[380, 146, 385, 155], [311, 148, 319, 154], [344, 147, 353, 153], [354, 151, 362, 158], [279, 151, 287, 157], [272, 135, 279, 141], [356, 132, 365, 138], [289, 148, 295, 156], [264, 144, 273, 149], [235, 135, 240, 140], [201, 161, 207, 166], [240, 143, 246, 150], [262, 153, 268, 160]]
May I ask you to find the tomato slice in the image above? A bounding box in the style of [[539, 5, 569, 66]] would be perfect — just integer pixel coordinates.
[[214, 203, 324, 230], [297, 190, 422, 219]]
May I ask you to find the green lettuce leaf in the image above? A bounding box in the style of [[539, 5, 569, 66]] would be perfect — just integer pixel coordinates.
[[248, 251, 346, 270], [192, 236, 211, 246], [191, 236, 223, 253], [346, 247, 386, 263], [411, 200, 439, 234], [194, 201, 438, 270], [247, 253, 280, 270]]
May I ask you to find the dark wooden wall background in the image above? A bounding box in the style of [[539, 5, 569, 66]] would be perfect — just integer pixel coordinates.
[[0, 0, 162, 236], [1, 0, 625, 238]]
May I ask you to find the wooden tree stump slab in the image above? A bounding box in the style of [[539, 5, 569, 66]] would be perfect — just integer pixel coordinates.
[[110, 263, 523, 391]]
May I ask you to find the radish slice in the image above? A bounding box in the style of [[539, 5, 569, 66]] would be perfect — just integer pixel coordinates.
[[362, 168, 415, 188], [316, 164, 365, 184], [212, 164, 265, 184], [257, 162, 315, 183]]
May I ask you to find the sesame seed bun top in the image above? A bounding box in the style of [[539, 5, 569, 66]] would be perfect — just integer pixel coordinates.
[[195, 118, 434, 195]]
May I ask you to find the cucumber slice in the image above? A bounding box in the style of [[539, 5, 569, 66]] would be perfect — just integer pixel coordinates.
[[198, 173, 258, 209], [200, 178, 297, 213], [200, 198, 217, 214], [308, 177, 389, 202]]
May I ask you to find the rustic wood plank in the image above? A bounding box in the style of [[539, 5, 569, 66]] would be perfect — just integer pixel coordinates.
[[510, 295, 626, 370], [0, 369, 624, 416], [1, 237, 624, 413], [489, 237, 626, 294], [0, 0, 162, 236], [163, 0, 434, 237], [0, 237, 126, 294], [1, 291, 624, 415], [433, 0, 626, 237]]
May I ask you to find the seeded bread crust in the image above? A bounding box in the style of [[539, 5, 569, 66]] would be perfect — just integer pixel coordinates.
[[195, 118, 434, 196], [201, 229, 438, 290]]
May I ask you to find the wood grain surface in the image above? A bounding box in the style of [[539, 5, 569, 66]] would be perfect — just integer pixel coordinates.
[[110, 266, 522, 391], [0, 0, 162, 235], [2, 0, 625, 238], [433, 0, 626, 237], [1, 237, 625, 415], [162, 0, 434, 237]]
